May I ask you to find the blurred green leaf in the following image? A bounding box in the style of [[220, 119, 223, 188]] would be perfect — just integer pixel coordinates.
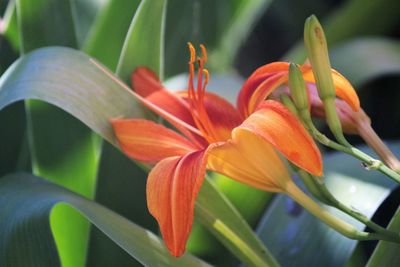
[[284, 0, 400, 62], [116, 0, 166, 81], [256, 143, 400, 266], [330, 38, 400, 86], [165, 0, 272, 77], [0, 46, 276, 267], [16, 0, 77, 53], [71, 0, 107, 47], [1, 0, 20, 51], [0, 173, 211, 267], [367, 206, 400, 267], [83, 0, 140, 70]]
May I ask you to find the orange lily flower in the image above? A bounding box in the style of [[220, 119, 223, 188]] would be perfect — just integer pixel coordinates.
[[111, 44, 323, 257]]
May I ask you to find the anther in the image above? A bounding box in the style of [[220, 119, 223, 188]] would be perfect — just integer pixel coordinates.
[[200, 44, 207, 63], [187, 42, 196, 64]]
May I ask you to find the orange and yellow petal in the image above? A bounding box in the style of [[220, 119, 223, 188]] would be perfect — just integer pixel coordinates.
[[238, 62, 290, 117], [146, 150, 207, 257], [301, 66, 360, 111], [239, 100, 323, 176], [111, 119, 197, 164], [207, 129, 291, 192]]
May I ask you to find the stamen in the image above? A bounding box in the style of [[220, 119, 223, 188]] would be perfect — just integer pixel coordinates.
[[187, 42, 196, 64], [200, 44, 207, 63]]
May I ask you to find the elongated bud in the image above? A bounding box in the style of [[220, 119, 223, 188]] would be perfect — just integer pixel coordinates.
[[304, 15, 335, 100], [304, 15, 350, 146], [288, 63, 309, 111]]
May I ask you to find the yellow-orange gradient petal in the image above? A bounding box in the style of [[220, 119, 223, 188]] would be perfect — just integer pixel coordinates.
[[146, 150, 207, 257], [111, 119, 197, 164], [239, 100, 323, 176], [302, 67, 360, 111], [207, 129, 291, 192]]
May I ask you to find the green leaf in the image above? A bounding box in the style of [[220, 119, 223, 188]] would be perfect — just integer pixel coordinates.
[[197, 177, 279, 267], [70, 0, 106, 48], [116, 0, 166, 81], [1, 0, 20, 51], [367, 206, 400, 267], [0, 172, 211, 267], [330, 38, 400, 86], [0, 47, 145, 143], [256, 143, 400, 266], [209, 0, 272, 71], [0, 47, 276, 267], [86, 144, 157, 267], [16, 0, 78, 53], [15, 1, 98, 266], [0, 103, 28, 176], [83, 0, 141, 70]]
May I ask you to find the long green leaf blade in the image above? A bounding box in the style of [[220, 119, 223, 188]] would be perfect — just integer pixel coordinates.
[[0, 173, 211, 267], [116, 0, 166, 80], [83, 0, 141, 70]]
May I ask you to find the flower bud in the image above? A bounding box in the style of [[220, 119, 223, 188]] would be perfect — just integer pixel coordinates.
[[288, 63, 309, 111], [304, 15, 349, 146], [304, 15, 335, 100]]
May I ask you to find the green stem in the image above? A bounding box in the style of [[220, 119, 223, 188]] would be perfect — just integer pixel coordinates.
[[308, 122, 400, 184], [285, 181, 400, 243], [297, 170, 400, 241]]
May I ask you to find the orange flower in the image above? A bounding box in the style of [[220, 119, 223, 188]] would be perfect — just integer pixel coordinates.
[[111, 44, 322, 257]]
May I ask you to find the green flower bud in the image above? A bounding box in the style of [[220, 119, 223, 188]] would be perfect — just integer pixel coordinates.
[[288, 63, 308, 111], [304, 15, 335, 100], [304, 15, 350, 146]]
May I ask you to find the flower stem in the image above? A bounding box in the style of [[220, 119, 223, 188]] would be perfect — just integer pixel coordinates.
[[297, 170, 400, 241], [307, 122, 400, 184], [357, 121, 400, 173], [285, 181, 400, 243]]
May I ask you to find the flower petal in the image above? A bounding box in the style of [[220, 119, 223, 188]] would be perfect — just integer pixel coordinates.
[[207, 129, 291, 191], [239, 100, 323, 176], [111, 119, 197, 163], [147, 150, 207, 257], [178, 91, 242, 141], [131, 67, 208, 148], [238, 62, 290, 117], [302, 66, 360, 111]]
